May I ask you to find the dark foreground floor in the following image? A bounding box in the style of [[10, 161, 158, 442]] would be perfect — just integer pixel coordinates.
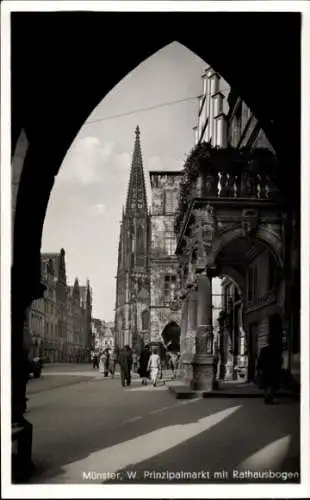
[[25, 366, 300, 485]]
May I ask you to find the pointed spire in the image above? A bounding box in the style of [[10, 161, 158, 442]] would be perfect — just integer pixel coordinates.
[[86, 279, 92, 309], [125, 126, 148, 214], [73, 277, 80, 299]]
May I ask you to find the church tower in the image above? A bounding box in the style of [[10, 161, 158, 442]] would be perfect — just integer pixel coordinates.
[[114, 126, 150, 350]]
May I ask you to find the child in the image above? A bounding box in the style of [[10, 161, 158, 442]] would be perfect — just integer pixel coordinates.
[[147, 347, 161, 387]]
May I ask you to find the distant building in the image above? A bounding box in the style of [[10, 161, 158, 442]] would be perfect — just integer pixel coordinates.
[[103, 322, 115, 351], [92, 318, 105, 352], [67, 278, 93, 362], [24, 249, 93, 362], [92, 319, 115, 352], [41, 251, 66, 362]]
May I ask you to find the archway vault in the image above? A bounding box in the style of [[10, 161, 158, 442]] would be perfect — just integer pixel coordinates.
[[161, 321, 181, 352], [211, 226, 284, 271]]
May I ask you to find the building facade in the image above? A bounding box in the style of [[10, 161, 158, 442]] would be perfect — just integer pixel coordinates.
[[92, 319, 115, 352], [193, 67, 230, 147], [173, 67, 298, 390], [24, 249, 93, 362], [218, 87, 289, 381], [148, 171, 182, 348]]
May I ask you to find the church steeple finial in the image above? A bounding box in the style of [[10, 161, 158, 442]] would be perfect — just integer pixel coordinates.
[[125, 126, 148, 214]]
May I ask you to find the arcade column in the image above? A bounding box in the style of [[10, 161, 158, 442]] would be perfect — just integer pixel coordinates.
[[181, 289, 197, 383], [191, 274, 214, 391]]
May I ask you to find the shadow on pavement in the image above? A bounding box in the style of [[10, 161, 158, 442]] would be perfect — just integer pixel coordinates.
[[30, 393, 299, 484]]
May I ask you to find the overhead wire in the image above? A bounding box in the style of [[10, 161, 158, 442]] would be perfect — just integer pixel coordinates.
[[84, 87, 231, 125]]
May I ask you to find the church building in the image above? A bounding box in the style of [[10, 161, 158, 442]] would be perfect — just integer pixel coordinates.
[[114, 127, 182, 352], [114, 126, 150, 350]]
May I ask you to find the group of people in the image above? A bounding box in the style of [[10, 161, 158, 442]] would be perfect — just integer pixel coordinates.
[[137, 345, 179, 387], [91, 344, 180, 388], [92, 349, 118, 378]]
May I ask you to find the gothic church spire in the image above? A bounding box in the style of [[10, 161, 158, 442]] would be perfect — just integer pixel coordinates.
[[125, 126, 148, 214]]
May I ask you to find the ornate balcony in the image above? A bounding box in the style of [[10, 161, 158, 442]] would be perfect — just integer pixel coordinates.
[[175, 142, 279, 235]]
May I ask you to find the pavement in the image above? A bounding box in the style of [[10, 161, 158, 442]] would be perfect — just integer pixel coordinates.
[[25, 363, 300, 484]]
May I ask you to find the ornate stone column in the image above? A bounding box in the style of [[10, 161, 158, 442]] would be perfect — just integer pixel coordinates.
[[191, 274, 214, 391], [182, 290, 197, 383], [180, 295, 188, 356]]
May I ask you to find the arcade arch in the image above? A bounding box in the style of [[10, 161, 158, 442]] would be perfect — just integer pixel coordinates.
[[10, 13, 300, 429], [161, 321, 181, 353]]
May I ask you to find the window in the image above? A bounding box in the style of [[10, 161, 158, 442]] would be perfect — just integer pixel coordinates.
[[163, 274, 177, 305], [164, 191, 178, 214], [164, 234, 176, 256]]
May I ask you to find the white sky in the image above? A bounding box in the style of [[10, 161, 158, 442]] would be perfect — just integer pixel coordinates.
[[42, 42, 216, 321]]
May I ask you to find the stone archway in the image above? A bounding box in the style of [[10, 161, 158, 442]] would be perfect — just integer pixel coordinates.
[[9, 13, 300, 482], [161, 321, 181, 353], [211, 226, 284, 271], [213, 228, 284, 382]]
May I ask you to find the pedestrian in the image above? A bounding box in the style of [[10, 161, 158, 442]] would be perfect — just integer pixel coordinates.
[[147, 346, 161, 387], [212, 348, 220, 389], [98, 351, 105, 374], [132, 352, 138, 373], [109, 349, 117, 378], [257, 327, 283, 404], [168, 352, 178, 379], [103, 348, 110, 377], [92, 352, 99, 370], [118, 345, 133, 387], [138, 344, 150, 385]]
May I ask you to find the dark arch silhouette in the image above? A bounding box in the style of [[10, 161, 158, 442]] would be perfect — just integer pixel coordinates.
[[10, 11, 301, 430], [161, 322, 181, 352]]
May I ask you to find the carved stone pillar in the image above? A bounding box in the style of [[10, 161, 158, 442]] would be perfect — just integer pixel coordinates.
[[182, 290, 197, 383], [180, 295, 188, 358], [191, 274, 214, 391]]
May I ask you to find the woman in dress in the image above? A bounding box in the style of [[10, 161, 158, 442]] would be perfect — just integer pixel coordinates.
[[147, 346, 161, 387]]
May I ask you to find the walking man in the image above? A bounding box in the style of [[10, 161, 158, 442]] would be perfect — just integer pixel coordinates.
[[92, 352, 99, 369], [257, 329, 283, 404], [119, 345, 133, 387]]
